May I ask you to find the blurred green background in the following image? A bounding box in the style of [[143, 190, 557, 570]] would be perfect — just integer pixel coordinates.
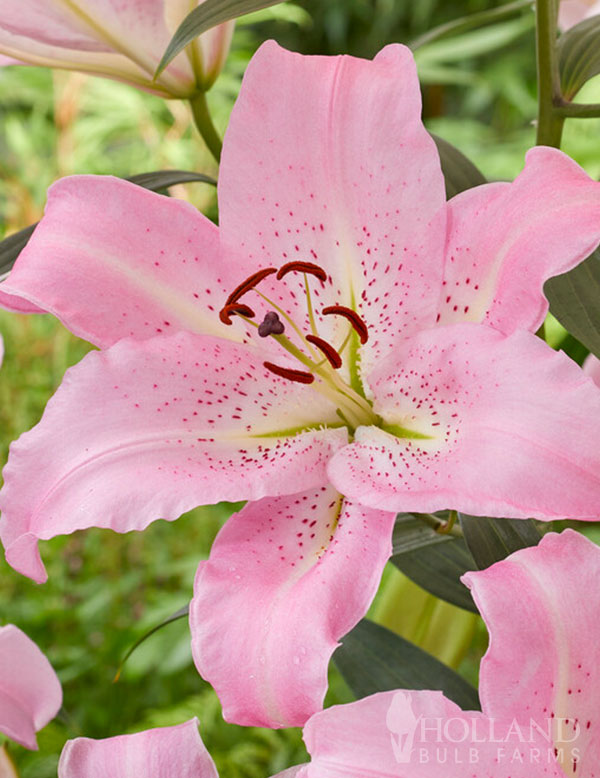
[[0, 1, 599, 775]]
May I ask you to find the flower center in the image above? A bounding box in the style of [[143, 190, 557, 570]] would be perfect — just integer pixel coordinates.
[[219, 261, 379, 430]]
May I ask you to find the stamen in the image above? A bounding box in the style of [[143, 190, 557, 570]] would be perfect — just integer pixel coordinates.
[[219, 303, 256, 325], [276, 261, 327, 283], [305, 334, 342, 369], [263, 361, 315, 384], [322, 305, 369, 344], [258, 311, 285, 338], [225, 267, 277, 306]]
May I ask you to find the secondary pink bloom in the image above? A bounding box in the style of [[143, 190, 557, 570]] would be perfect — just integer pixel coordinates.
[[0, 1, 233, 97], [0, 625, 62, 750], [559, 0, 600, 30], [2, 42, 600, 727], [58, 719, 217, 777], [58, 717, 304, 778], [284, 530, 600, 777]]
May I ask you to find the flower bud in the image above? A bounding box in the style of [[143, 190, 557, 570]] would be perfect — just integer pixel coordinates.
[[0, 1, 234, 99]]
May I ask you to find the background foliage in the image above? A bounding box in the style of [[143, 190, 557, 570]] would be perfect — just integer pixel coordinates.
[[0, 1, 598, 775]]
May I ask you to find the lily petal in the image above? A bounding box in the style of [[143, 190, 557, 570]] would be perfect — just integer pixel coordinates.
[[0, 177, 241, 347], [0, 333, 347, 583], [58, 719, 217, 778], [583, 353, 600, 386], [0, 288, 44, 314], [219, 40, 446, 380], [0, 625, 62, 750], [190, 486, 395, 727], [438, 147, 600, 333], [300, 690, 562, 777], [328, 323, 600, 520], [463, 529, 600, 776]]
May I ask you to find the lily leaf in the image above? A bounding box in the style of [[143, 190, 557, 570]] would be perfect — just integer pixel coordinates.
[[459, 514, 543, 570], [432, 134, 486, 199], [0, 225, 35, 279], [390, 514, 478, 613], [334, 618, 481, 711], [558, 15, 600, 100], [0, 170, 215, 280], [127, 170, 216, 190], [544, 248, 600, 359], [410, 0, 533, 51], [156, 0, 284, 77]]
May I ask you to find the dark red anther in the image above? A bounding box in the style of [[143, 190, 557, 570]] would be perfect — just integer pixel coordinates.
[[322, 305, 369, 344], [276, 261, 327, 283], [263, 361, 315, 384], [305, 334, 342, 369], [225, 267, 277, 306], [219, 303, 256, 325]]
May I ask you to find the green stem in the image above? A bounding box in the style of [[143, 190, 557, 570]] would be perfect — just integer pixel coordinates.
[[535, 0, 565, 147], [437, 509, 458, 535], [414, 512, 464, 538], [556, 100, 600, 118], [189, 92, 222, 163]]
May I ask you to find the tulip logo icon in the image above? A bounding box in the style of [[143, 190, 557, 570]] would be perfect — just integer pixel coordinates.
[[386, 692, 420, 764]]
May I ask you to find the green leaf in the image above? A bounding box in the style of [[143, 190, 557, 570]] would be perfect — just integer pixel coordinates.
[[114, 605, 189, 681], [334, 619, 481, 711], [558, 15, 600, 100], [156, 0, 284, 77], [0, 225, 35, 278], [432, 134, 486, 199], [390, 514, 478, 613], [127, 170, 216, 190], [410, 0, 533, 51], [544, 248, 600, 358], [0, 170, 216, 280], [459, 514, 543, 570], [414, 17, 534, 66]]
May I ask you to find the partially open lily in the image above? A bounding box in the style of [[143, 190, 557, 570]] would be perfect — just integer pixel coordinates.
[[0, 625, 62, 750], [284, 530, 600, 777], [0, 1, 234, 97], [2, 42, 600, 727]]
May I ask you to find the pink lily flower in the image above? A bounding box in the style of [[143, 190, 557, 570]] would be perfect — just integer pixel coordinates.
[[559, 0, 600, 30], [58, 719, 218, 778], [2, 42, 600, 728], [0, 1, 234, 97], [0, 624, 62, 750], [277, 530, 600, 777]]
